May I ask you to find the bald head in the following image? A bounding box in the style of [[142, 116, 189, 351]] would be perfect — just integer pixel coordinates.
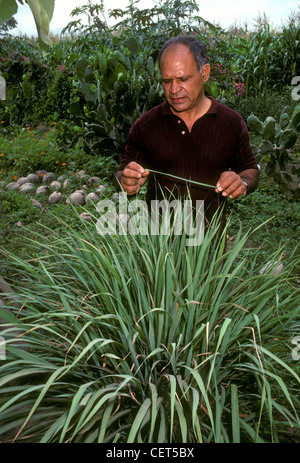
[[158, 36, 208, 72]]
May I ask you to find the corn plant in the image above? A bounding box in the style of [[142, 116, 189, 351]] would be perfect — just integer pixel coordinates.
[[236, 22, 300, 96], [0, 199, 299, 443]]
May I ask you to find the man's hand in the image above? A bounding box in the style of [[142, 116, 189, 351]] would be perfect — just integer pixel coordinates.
[[119, 161, 149, 195], [215, 168, 259, 198], [215, 171, 247, 198]]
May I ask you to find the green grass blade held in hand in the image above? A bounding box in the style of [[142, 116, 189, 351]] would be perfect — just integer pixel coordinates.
[[147, 169, 217, 190]]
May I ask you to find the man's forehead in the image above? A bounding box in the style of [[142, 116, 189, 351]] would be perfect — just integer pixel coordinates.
[[161, 69, 190, 79], [160, 43, 191, 60], [160, 58, 200, 80]]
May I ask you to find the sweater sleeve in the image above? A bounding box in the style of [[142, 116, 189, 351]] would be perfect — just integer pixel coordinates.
[[231, 117, 259, 173]]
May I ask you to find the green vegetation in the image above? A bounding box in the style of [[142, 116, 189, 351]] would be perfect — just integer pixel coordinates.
[[0, 0, 299, 444], [0, 204, 299, 443], [0, 0, 55, 52], [247, 105, 300, 198]]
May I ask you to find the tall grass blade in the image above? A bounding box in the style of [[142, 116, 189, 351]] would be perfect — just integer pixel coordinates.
[[127, 398, 151, 443], [231, 384, 240, 443]]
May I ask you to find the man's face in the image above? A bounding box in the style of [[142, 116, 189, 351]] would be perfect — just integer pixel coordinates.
[[160, 44, 210, 115]]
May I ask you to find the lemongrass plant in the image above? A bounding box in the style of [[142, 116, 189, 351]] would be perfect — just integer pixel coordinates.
[[0, 193, 299, 443]]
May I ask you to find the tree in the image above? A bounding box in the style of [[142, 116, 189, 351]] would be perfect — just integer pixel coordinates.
[[0, 17, 17, 33]]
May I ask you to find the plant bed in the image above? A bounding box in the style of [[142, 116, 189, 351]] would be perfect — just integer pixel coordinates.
[[0, 201, 299, 443]]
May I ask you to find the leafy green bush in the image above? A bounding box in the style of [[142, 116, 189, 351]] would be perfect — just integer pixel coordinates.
[[67, 47, 164, 157], [0, 204, 299, 443], [247, 104, 300, 198], [227, 91, 296, 123], [0, 34, 75, 127], [0, 47, 53, 125], [33, 66, 73, 124]]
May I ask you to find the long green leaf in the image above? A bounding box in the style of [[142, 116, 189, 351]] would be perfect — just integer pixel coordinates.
[[59, 380, 97, 443], [0, 0, 18, 24], [148, 169, 216, 189], [26, 0, 55, 49], [231, 384, 240, 443], [127, 398, 151, 443], [12, 364, 69, 441]]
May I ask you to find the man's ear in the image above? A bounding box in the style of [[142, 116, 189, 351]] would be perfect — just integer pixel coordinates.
[[202, 63, 211, 83]]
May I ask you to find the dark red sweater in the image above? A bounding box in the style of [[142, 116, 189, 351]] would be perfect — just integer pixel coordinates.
[[118, 97, 258, 220]]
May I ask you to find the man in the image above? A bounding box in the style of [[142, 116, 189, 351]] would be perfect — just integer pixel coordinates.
[[116, 35, 259, 225]]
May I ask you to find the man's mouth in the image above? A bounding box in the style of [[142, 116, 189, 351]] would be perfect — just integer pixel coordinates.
[[170, 96, 186, 104]]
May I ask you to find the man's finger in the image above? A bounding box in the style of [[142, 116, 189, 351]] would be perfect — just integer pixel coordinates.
[[216, 172, 246, 197], [122, 168, 142, 179], [120, 162, 149, 195], [126, 161, 145, 175]]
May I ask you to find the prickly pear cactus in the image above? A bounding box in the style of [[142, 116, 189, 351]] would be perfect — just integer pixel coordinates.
[[247, 104, 300, 199], [69, 50, 163, 157], [76, 58, 98, 103]]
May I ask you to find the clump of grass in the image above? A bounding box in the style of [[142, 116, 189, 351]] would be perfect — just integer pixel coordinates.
[[0, 198, 299, 443]]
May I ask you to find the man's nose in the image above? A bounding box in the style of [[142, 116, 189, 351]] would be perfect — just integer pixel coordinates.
[[170, 80, 181, 94]]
